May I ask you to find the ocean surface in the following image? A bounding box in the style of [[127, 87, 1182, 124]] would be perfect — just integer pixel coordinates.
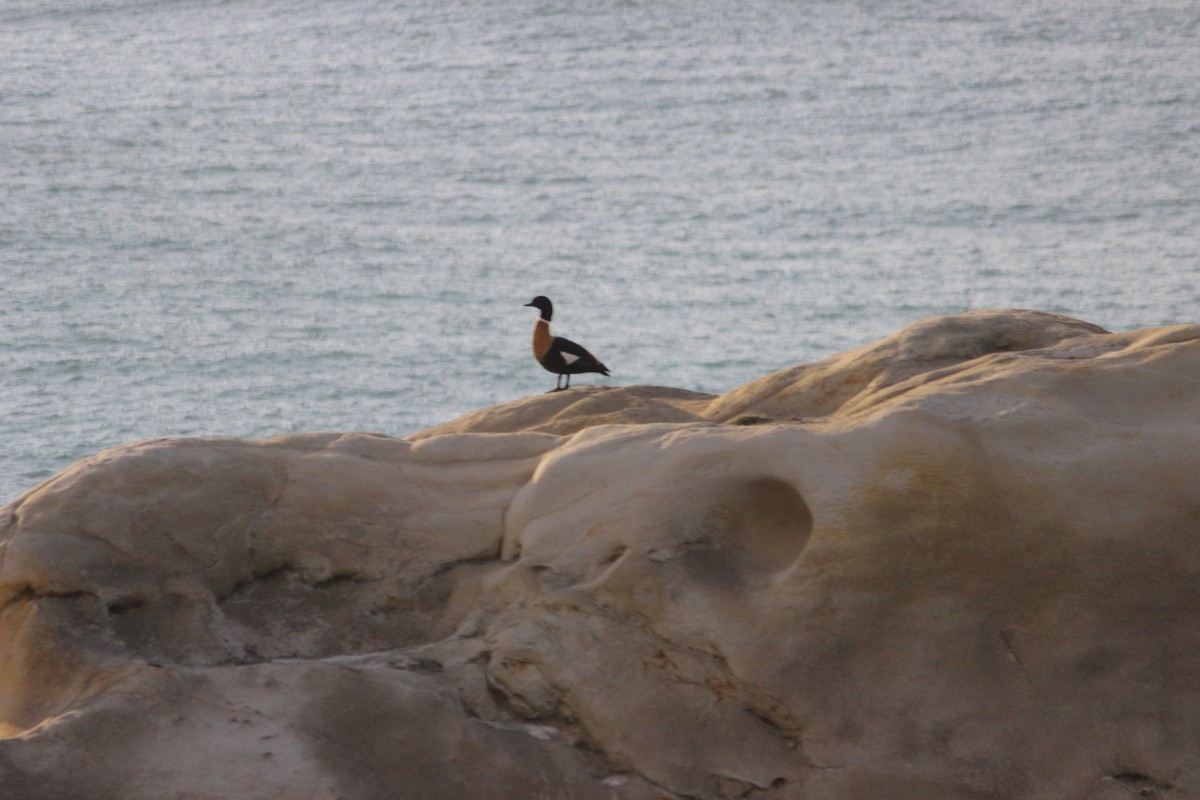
[[3, 0, 1198, 503]]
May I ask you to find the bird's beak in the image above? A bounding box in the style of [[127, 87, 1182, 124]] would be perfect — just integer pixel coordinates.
[[523, 302, 535, 307]]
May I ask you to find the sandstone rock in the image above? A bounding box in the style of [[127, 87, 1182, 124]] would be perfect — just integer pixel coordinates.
[[407, 384, 714, 439], [3, 310, 1200, 799]]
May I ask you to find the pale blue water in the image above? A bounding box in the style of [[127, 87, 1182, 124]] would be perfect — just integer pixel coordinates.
[[3, 0, 1199, 502]]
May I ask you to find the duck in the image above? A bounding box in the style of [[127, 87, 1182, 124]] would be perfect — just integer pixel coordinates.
[[524, 295, 610, 392]]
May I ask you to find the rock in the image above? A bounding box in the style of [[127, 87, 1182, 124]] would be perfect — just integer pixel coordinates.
[[3, 310, 1200, 799], [407, 383, 715, 439], [700, 308, 1112, 424]]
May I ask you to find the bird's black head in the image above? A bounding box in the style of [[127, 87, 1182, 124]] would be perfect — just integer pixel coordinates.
[[524, 295, 553, 321]]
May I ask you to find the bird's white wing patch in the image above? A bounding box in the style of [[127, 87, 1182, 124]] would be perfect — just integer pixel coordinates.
[[561, 352, 581, 365]]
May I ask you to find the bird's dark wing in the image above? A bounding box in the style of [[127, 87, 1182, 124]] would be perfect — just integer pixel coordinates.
[[550, 337, 610, 375]]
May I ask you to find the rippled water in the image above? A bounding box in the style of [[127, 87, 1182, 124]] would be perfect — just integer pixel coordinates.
[[3, 0, 1199, 501]]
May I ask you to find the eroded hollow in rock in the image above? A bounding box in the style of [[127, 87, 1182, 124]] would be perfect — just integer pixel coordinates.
[[687, 478, 814, 584]]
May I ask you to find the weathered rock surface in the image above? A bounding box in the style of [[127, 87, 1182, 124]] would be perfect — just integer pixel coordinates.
[[3, 309, 1200, 799]]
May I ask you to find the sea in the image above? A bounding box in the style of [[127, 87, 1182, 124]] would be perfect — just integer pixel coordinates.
[[3, 0, 1198, 503]]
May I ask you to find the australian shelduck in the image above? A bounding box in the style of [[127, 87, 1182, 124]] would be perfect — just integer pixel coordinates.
[[524, 295, 610, 392]]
